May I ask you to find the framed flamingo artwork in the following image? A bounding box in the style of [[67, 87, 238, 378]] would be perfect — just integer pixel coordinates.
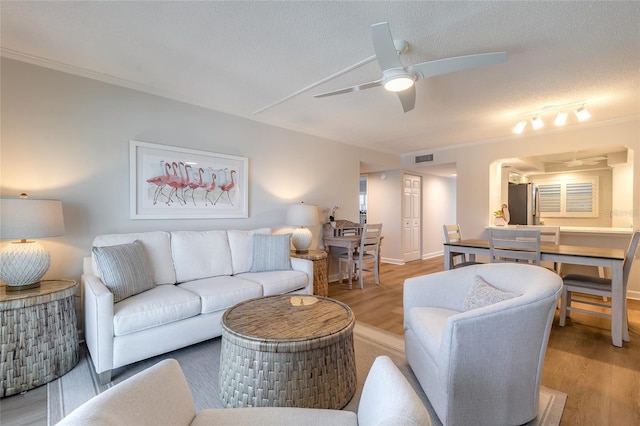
[[129, 140, 248, 219]]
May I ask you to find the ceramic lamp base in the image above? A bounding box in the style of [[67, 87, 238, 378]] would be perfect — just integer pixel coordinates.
[[0, 241, 50, 287], [292, 227, 312, 253]]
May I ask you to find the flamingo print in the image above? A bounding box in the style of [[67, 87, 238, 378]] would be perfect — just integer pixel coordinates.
[[184, 166, 205, 206], [166, 162, 187, 205], [214, 169, 236, 206], [146, 161, 172, 204], [204, 173, 218, 206]]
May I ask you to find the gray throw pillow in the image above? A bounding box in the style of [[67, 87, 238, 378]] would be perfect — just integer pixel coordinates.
[[250, 234, 293, 272], [463, 275, 520, 311], [92, 240, 155, 303]]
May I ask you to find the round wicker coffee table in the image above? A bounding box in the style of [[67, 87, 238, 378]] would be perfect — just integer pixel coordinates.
[[220, 295, 356, 409]]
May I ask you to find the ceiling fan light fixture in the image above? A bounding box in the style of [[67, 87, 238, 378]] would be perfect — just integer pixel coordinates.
[[383, 75, 414, 92], [513, 120, 527, 134], [531, 116, 544, 130], [575, 106, 591, 122], [554, 111, 568, 126]]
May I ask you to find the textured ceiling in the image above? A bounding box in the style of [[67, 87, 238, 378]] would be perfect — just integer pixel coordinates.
[[1, 1, 639, 158]]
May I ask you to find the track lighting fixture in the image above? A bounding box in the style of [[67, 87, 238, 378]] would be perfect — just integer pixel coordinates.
[[513, 101, 591, 134]]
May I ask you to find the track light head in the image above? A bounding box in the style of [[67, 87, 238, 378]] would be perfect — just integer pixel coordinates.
[[554, 111, 568, 126], [531, 116, 544, 130], [575, 106, 591, 122], [513, 120, 527, 134]]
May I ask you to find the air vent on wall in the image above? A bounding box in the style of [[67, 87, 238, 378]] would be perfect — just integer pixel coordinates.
[[415, 154, 434, 163]]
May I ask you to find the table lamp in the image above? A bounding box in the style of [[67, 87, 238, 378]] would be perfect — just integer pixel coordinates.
[[286, 202, 319, 253], [0, 194, 65, 290]]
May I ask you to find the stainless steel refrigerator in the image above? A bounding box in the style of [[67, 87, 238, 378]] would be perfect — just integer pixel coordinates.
[[507, 183, 540, 225]]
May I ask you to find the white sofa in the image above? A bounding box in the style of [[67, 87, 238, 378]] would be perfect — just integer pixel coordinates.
[[83, 229, 314, 384], [57, 356, 431, 426], [404, 263, 562, 426]]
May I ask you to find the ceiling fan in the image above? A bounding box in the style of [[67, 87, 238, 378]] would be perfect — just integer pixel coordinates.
[[313, 22, 507, 113], [553, 152, 608, 167]]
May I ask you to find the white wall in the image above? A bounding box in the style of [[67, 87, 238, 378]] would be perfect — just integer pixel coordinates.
[[0, 58, 399, 283], [421, 174, 457, 259], [366, 170, 403, 264]]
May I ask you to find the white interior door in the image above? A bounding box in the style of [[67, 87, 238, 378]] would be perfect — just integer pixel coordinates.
[[403, 174, 421, 262]]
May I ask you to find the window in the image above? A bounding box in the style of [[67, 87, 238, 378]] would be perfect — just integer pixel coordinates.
[[537, 177, 598, 218]]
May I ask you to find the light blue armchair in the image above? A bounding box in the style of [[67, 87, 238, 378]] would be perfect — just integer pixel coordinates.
[[404, 263, 562, 426]]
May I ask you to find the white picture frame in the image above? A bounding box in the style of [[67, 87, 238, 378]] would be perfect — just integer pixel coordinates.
[[130, 140, 248, 219]]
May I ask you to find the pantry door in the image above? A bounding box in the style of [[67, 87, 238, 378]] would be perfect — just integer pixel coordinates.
[[403, 174, 421, 262]]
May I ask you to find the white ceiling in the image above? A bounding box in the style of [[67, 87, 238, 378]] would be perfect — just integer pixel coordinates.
[[1, 1, 639, 159]]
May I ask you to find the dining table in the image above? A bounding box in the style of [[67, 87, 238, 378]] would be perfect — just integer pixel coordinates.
[[444, 239, 627, 347]]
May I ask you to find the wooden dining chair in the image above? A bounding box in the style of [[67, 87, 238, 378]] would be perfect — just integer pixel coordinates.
[[559, 230, 640, 343], [516, 225, 561, 272], [489, 227, 541, 265], [338, 223, 382, 288], [443, 224, 482, 269]]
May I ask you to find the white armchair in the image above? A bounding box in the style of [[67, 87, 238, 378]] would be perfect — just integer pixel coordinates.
[[57, 356, 431, 426], [403, 263, 562, 426]]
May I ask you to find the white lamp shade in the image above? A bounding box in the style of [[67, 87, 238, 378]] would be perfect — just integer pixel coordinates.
[[0, 198, 65, 240], [286, 203, 319, 227]]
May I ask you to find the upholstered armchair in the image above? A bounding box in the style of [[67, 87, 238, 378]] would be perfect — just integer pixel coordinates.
[[404, 263, 562, 426]]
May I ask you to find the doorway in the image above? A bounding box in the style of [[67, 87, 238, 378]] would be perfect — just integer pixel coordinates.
[[403, 174, 421, 262]]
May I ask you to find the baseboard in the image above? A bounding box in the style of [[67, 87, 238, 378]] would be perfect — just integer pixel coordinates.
[[422, 251, 443, 260], [627, 289, 640, 301]]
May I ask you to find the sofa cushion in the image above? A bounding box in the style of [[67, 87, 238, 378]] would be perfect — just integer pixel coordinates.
[[463, 275, 520, 311], [92, 231, 175, 285], [178, 276, 263, 314], [92, 241, 155, 303], [237, 270, 308, 296], [227, 228, 272, 275], [171, 230, 233, 282], [251, 234, 292, 272], [113, 285, 201, 336]]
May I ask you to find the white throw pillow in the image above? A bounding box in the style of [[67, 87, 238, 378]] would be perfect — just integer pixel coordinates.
[[92, 240, 155, 303], [251, 234, 293, 272], [92, 231, 175, 285], [171, 230, 233, 282], [463, 275, 520, 311], [227, 228, 272, 275]]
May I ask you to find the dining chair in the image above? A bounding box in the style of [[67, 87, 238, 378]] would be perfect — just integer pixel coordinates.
[[559, 230, 640, 343], [338, 223, 382, 288], [489, 227, 541, 265], [516, 225, 561, 272], [442, 224, 482, 269]]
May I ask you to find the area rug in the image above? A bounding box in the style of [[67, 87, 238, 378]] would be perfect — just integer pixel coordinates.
[[48, 322, 566, 425]]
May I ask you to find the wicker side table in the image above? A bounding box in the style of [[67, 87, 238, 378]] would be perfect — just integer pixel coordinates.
[[220, 295, 356, 409], [290, 250, 328, 296], [0, 279, 79, 397]]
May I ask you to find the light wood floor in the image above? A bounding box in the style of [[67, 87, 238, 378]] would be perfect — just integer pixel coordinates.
[[328, 256, 640, 425]]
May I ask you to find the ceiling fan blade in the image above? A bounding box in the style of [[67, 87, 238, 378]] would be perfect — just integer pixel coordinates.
[[313, 80, 382, 98], [371, 22, 404, 71], [397, 86, 416, 113], [408, 51, 507, 80]]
